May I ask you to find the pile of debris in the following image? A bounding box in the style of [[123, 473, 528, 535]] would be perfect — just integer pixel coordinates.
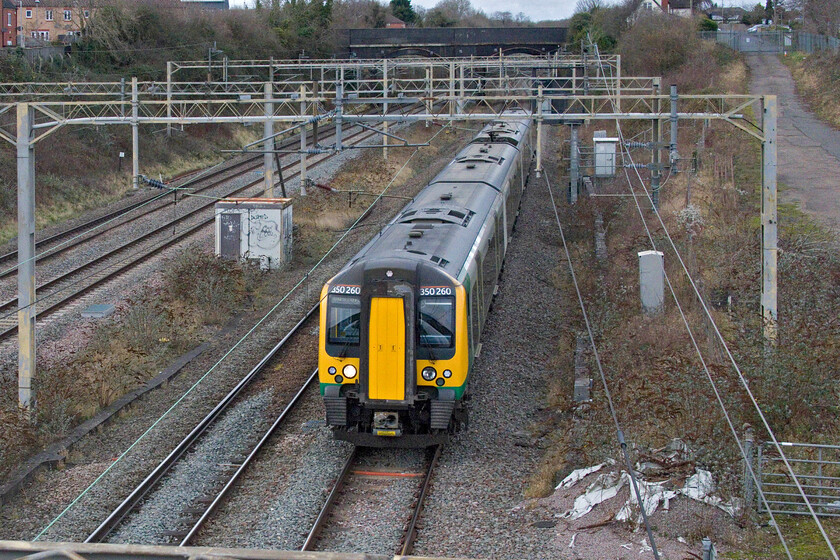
[[557, 439, 742, 526]]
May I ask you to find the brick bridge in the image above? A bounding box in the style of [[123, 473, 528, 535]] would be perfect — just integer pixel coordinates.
[[333, 27, 568, 59]]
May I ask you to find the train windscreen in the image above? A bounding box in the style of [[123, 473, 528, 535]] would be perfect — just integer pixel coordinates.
[[327, 294, 361, 345], [419, 297, 455, 348]]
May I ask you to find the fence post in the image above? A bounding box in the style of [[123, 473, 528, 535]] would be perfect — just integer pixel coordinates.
[[744, 424, 755, 511], [702, 537, 716, 560]]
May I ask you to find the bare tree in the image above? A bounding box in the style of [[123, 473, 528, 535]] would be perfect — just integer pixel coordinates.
[[575, 0, 605, 14], [803, 0, 840, 35]]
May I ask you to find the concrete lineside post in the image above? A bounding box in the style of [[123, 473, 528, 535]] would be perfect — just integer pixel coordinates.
[[17, 102, 36, 411], [743, 424, 755, 510], [762, 95, 778, 347], [131, 77, 139, 190], [536, 85, 543, 178], [639, 250, 665, 314], [702, 538, 716, 560], [299, 84, 307, 197], [264, 82, 274, 198], [569, 124, 579, 204], [383, 58, 388, 161], [166, 61, 172, 137]]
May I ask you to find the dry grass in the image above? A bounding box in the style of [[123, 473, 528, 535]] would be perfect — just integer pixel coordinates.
[[0, 249, 256, 479], [0, 123, 263, 245], [783, 52, 840, 129], [0, 121, 474, 483], [527, 34, 840, 510]]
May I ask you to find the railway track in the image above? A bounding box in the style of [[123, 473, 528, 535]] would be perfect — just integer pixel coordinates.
[[0, 101, 388, 274], [302, 444, 441, 555], [0, 122, 389, 341], [84, 304, 321, 544], [0, 150, 258, 276], [0, 116, 368, 283]]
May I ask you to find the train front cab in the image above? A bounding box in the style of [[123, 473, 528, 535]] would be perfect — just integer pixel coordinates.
[[319, 261, 469, 447]]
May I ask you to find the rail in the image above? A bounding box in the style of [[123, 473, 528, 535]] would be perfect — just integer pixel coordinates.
[[85, 304, 320, 543]]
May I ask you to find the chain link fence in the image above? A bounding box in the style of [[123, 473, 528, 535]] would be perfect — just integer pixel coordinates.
[[701, 30, 840, 54]]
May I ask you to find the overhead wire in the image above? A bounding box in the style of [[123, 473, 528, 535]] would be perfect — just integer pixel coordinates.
[[543, 166, 661, 560], [0, 155, 238, 279], [588, 39, 836, 558], [32, 121, 450, 541]]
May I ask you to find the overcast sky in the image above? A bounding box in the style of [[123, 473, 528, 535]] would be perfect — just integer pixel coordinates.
[[228, 0, 578, 22], [228, 0, 758, 23], [410, 0, 578, 21]]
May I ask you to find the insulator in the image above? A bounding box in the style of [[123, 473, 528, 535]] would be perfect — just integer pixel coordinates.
[[139, 175, 168, 189]]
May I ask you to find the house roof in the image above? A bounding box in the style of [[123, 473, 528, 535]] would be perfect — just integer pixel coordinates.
[[668, 0, 694, 9], [707, 6, 745, 16], [16, 0, 95, 7], [384, 14, 404, 25]]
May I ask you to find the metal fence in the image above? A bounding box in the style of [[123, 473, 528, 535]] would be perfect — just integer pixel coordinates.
[[757, 442, 840, 517], [701, 30, 840, 54]]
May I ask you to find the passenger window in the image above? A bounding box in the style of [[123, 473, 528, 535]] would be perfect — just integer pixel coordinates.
[[327, 294, 360, 345], [483, 234, 496, 311]]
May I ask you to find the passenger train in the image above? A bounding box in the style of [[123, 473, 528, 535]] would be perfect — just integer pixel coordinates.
[[318, 110, 533, 447]]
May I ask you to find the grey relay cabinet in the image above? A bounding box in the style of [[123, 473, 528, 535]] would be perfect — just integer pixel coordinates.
[[214, 198, 293, 269]]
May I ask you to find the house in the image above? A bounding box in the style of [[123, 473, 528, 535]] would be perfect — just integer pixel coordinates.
[[631, 0, 713, 20], [2, 0, 16, 47], [179, 0, 230, 9], [667, 0, 713, 18], [629, 0, 667, 22], [706, 6, 746, 22], [16, 0, 92, 44], [385, 14, 406, 28]]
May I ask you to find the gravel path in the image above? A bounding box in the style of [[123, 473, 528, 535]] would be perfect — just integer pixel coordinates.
[[747, 53, 840, 234]]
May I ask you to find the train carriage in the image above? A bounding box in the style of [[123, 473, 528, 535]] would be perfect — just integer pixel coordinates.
[[318, 111, 533, 447]]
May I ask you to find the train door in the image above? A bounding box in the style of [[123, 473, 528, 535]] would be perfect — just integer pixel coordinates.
[[367, 297, 406, 400]]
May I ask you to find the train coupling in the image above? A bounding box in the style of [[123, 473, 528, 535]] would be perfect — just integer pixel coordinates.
[[372, 411, 402, 437]]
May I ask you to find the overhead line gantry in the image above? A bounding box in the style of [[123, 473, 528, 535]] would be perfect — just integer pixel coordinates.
[[0, 54, 776, 415]]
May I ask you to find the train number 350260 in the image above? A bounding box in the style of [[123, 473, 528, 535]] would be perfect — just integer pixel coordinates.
[[330, 285, 361, 295], [419, 287, 453, 296]]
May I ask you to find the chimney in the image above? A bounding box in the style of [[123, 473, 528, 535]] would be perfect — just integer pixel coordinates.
[[661, 0, 669, 12]]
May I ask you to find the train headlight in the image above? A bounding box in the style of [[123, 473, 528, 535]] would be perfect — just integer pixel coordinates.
[[421, 366, 437, 381], [342, 364, 357, 378], [443, 369, 452, 378], [328, 366, 336, 375]]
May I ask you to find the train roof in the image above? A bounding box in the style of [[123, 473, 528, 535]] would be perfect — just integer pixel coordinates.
[[471, 116, 531, 147], [339, 180, 501, 284], [428, 136, 521, 190], [330, 116, 531, 286]]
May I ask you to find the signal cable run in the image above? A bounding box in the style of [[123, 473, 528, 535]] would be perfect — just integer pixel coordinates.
[[543, 169, 661, 560], [588, 40, 835, 559]]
